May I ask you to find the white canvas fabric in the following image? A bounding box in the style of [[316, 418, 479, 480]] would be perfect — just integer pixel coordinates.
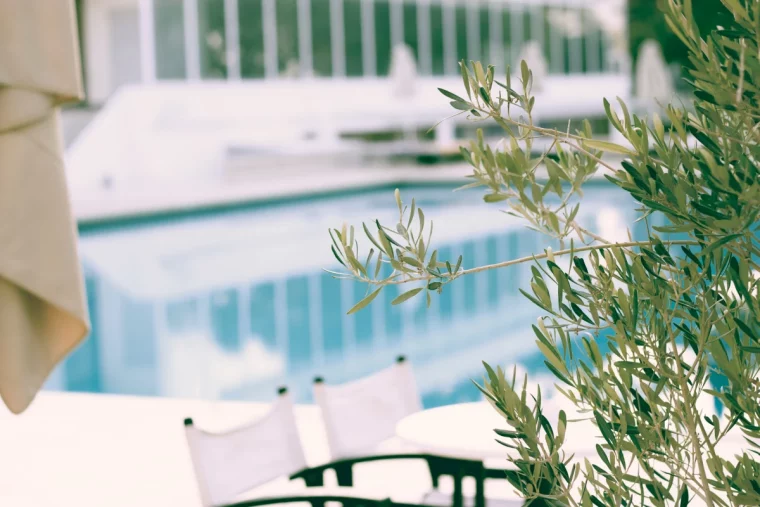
[[635, 40, 674, 104], [0, 0, 90, 414], [315, 360, 423, 459], [185, 393, 308, 507], [389, 44, 418, 99]]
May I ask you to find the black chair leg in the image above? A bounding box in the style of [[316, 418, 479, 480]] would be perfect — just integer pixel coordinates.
[[474, 473, 486, 507], [302, 470, 326, 488], [453, 470, 464, 507], [335, 463, 354, 487]]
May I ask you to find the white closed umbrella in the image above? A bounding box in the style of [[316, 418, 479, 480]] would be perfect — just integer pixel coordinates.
[[0, 0, 89, 414]]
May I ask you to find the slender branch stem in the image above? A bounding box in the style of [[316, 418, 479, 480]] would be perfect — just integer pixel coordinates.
[[569, 221, 611, 245], [362, 240, 699, 286], [663, 285, 717, 507], [490, 114, 620, 173]]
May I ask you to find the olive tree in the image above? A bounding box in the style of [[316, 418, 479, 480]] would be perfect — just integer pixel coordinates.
[[328, 0, 760, 504]]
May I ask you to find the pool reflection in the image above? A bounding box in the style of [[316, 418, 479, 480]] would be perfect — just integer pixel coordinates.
[[49, 185, 645, 407]]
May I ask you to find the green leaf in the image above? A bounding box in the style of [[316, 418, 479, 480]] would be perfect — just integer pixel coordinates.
[[402, 256, 423, 269], [494, 428, 526, 439], [347, 287, 382, 314], [408, 198, 416, 230], [594, 411, 616, 447], [479, 86, 491, 105], [460, 61, 471, 98], [544, 361, 573, 386], [700, 233, 741, 258], [438, 88, 467, 103], [331, 245, 346, 267], [427, 250, 438, 270], [454, 255, 463, 274], [379, 230, 394, 261], [679, 485, 689, 507], [484, 193, 509, 203], [450, 101, 471, 111], [474, 61, 487, 86], [520, 60, 529, 86], [392, 287, 424, 305], [584, 139, 636, 156], [548, 212, 561, 234], [363, 223, 385, 253]]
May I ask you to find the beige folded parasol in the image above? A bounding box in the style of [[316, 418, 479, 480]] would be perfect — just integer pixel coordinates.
[[0, 0, 90, 414]]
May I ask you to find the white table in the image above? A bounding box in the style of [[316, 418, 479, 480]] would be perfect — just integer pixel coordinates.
[[395, 401, 600, 463], [0, 392, 336, 507]]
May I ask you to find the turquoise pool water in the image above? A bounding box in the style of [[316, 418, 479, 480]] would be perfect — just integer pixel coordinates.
[[48, 183, 649, 407]]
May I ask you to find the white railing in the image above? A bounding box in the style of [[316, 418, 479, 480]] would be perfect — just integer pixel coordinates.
[[138, 0, 624, 82]]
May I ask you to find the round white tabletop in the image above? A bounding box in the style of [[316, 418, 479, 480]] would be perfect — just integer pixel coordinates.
[[395, 401, 599, 462]]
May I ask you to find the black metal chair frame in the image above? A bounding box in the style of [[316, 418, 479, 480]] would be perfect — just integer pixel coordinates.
[[290, 453, 508, 507], [223, 494, 425, 507]]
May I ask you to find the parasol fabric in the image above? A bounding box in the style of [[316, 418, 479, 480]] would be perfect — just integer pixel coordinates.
[[0, 0, 90, 414]]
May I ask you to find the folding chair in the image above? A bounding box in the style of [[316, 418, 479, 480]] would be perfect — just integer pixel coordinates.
[[301, 357, 523, 507], [184, 387, 431, 507]]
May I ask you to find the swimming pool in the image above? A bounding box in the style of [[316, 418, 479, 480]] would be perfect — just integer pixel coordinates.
[[46, 182, 647, 407]]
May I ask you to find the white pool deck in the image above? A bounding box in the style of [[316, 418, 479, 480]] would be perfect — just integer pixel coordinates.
[[70, 162, 472, 223], [65, 75, 630, 224], [0, 392, 516, 507]]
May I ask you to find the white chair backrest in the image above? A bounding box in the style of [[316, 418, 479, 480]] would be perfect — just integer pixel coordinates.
[[314, 357, 422, 459], [635, 39, 674, 104], [184, 390, 308, 507], [389, 44, 418, 99]]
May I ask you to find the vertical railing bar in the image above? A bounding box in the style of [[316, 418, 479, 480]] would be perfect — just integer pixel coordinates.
[[139, 0, 157, 82], [509, 2, 524, 67], [568, 0, 583, 73], [442, 0, 456, 75], [584, 6, 600, 72], [418, 0, 432, 75], [549, 3, 563, 73], [390, 0, 404, 48], [298, 0, 314, 77], [224, 0, 241, 79], [489, 0, 503, 72], [361, 0, 377, 76], [183, 0, 202, 79], [262, 0, 278, 78], [466, 0, 479, 64], [530, 3, 544, 52], [330, 0, 346, 77]]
